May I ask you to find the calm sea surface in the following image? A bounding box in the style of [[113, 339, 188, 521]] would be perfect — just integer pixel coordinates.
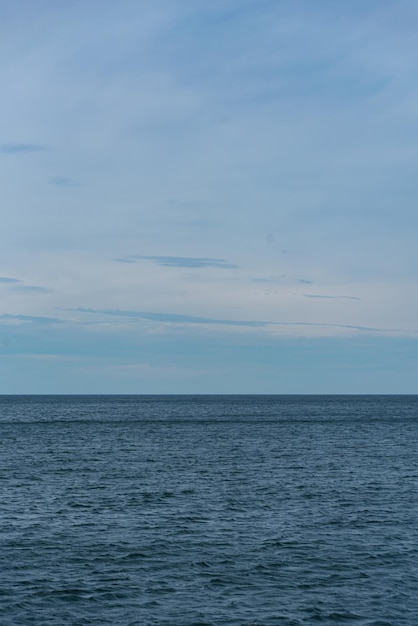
[[1, 395, 417, 625]]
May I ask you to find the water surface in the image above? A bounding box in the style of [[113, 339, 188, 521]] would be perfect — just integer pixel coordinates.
[[1, 395, 417, 625]]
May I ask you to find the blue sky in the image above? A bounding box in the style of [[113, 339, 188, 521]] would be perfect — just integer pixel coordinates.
[[1, 0, 417, 393]]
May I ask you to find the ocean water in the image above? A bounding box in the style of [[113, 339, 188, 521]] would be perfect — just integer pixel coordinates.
[[0, 395, 417, 625]]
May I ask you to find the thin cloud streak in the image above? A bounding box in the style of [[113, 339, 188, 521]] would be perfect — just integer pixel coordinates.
[[0, 278, 52, 293], [0, 143, 47, 154], [0, 314, 63, 325], [116, 255, 239, 269], [11, 285, 53, 294], [49, 177, 78, 187], [304, 293, 362, 301], [76, 308, 265, 327], [75, 307, 397, 333], [0, 277, 21, 284]]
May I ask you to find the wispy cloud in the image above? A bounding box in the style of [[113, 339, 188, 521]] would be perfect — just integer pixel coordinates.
[[11, 285, 53, 294], [304, 293, 361, 301], [0, 143, 47, 154], [115, 255, 239, 269], [0, 314, 62, 325], [0, 277, 21, 284], [49, 176, 78, 187], [76, 308, 265, 327], [0, 277, 52, 293], [252, 276, 287, 283], [75, 307, 393, 333], [113, 258, 137, 264]]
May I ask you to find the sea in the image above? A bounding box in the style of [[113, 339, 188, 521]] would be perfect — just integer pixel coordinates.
[[0, 395, 417, 625]]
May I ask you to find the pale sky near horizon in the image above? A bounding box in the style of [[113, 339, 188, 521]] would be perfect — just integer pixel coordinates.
[[1, 0, 417, 393]]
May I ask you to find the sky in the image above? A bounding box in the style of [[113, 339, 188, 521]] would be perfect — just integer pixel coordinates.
[[1, 0, 417, 393]]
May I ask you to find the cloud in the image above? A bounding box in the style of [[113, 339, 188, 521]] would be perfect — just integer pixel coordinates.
[[11, 285, 53, 294], [252, 276, 287, 283], [116, 255, 239, 269], [49, 176, 78, 187], [0, 143, 47, 154], [0, 277, 21, 284], [304, 293, 362, 301], [0, 314, 62, 325], [0, 278, 52, 293], [113, 258, 137, 264], [76, 307, 265, 327], [75, 307, 394, 333]]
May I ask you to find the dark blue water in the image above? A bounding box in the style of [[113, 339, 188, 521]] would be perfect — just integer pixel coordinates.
[[1, 395, 418, 625]]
